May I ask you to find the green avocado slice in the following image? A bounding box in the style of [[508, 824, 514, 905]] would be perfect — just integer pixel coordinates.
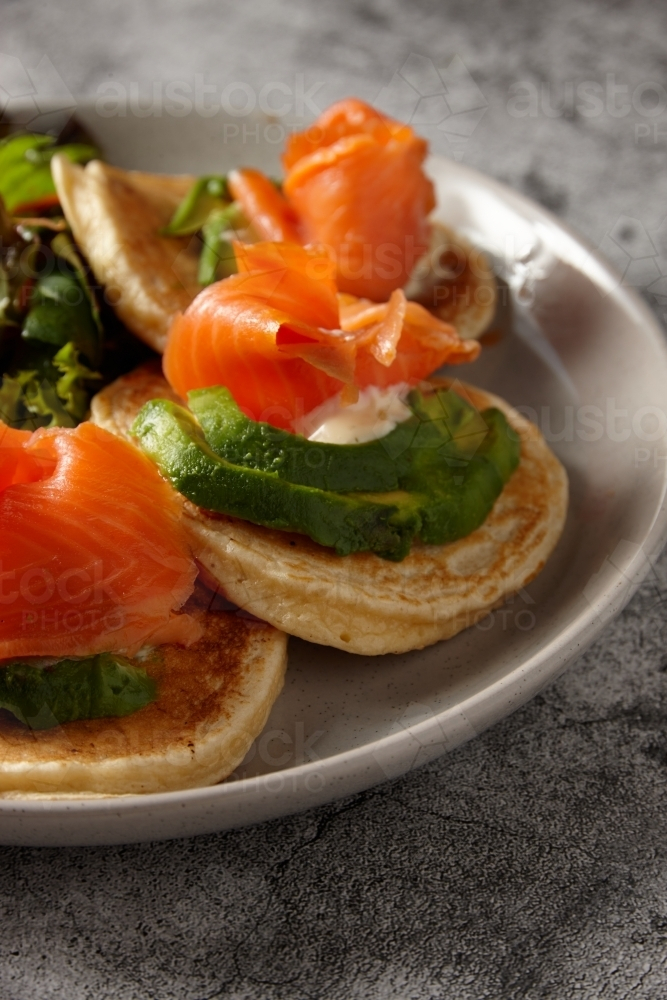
[[186, 384, 505, 492], [187, 385, 413, 492], [0, 654, 156, 730], [132, 400, 421, 560], [132, 387, 520, 561], [394, 406, 517, 545]]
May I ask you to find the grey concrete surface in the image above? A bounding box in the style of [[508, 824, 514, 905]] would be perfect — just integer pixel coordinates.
[[2, 0, 667, 996]]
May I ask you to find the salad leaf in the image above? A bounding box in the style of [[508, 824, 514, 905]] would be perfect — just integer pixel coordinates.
[[0, 196, 34, 335], [0, 342, 101, 430], [0, 134, 53, 176], [0, 132, 99, 213], [0, 653, 156, 730], [161, 174, 230, 236], [0, 375, 23, 427], [198, 204, 243, 285], [0, 241, 102, 428], [11, 370, 76, 428], [50, 231, 102, 336], [162, 175, 244, 284], [0, 256, 22, 333], [53, 341, 102, 420], [0, 367, 71, 430], [23, 271, 101, 366], [0, 127, 107, 432]]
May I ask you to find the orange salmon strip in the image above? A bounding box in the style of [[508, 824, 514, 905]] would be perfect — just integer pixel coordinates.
[[0, 422, 202, 659], [0, 425, 56, 493], [228, 168, 302, 243], [281, 98, 436, 301], [163, 241, 479, 430]]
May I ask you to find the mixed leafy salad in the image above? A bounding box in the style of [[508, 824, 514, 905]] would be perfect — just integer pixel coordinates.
[[0, 123, 150, 432]]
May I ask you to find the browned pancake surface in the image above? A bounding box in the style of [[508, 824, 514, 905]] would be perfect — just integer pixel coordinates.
[[0, 583, 287, 795]]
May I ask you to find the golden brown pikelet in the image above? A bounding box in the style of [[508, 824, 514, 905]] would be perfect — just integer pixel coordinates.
[[405, 223, 498, 339], [91, 365, 568, 657], [51, 154, 201, 353], [0, 583, 287, 796]]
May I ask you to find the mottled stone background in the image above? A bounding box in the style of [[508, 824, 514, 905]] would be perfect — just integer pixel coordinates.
[[2, 0, 667, 996]]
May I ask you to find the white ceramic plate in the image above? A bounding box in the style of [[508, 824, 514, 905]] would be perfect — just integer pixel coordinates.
[[2, 109, 667, 845]]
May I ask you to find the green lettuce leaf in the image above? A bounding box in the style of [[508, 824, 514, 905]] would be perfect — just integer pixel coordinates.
[[53, 341, 102, 420], [0, 196, 35, 335], [161, 174, 230, 236], [0, 133, 99, 212], [198, 205, 241, 285], [0, 341, 101, 430], [23, 271, 101, 366], [0, 374, 24, 428], [50, 231, 102, 337]]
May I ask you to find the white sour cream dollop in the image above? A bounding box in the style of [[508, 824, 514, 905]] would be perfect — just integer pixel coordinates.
[[302, 384, 413, 445]]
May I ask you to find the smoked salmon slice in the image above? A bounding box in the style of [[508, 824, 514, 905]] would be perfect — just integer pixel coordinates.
[[281, 98, 436, 301], [163, 241, 480, 429], [228, 168, 301, 243], [0, 425, 56, 493], [0, 421, 201, 660]]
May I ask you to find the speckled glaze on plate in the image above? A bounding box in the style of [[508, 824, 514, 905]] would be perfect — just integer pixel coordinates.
[[2, 108, 667, 845]]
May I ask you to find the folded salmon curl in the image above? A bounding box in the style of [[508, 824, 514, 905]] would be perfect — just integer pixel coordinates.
[[226, 100, 436, 302], [281, 98, 436, 301], [0, 422, 202, 660], [163, 241, 480, 430]]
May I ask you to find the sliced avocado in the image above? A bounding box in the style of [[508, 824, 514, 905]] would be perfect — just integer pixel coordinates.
[[132, 400, 420, 560], [132, 387, 520, 561], [186, 384, 504, 493], [187, 386, 413, 492], [396, 407, 515, 545], [0, 654, 156, 730]]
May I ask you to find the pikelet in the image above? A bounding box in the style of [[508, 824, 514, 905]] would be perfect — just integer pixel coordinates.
[[0, 582, 287, 796], [52, 155, 200, 353], [91, 363, 567, 657]]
